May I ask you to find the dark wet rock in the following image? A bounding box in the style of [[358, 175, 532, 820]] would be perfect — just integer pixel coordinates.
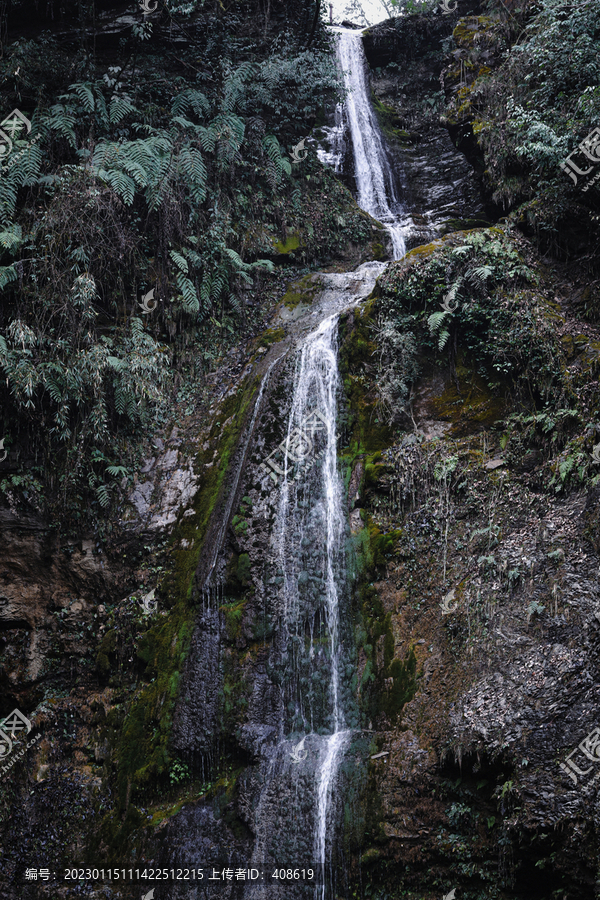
[[236, 724, 278, 760], [359, 12, 492, 247]]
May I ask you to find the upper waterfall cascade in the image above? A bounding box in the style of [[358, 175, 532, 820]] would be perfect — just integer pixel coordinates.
[[330, 28, 409, 260]]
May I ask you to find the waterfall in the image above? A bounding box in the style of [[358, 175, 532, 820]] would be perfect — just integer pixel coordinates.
[[171, 26, 412, 900], [241, 311, 356, 900], [278, 316, 345, 732], [332, 28, 407, 260], [276, 316, 352, 895], [238, 31, 410, 894]]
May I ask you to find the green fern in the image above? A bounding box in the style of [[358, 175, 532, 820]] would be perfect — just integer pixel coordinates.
[[169, 250, 189, 274], [220, 62, 255, 114], [172, 88, 211, 119], [43, 103, 76, 146], [95, 483, 111, 508], [178, 147, 207, 203], [0, 224, 23, 250], [176, 273, 200, 314], [109, 95, 136, 125], [68, 82, 95, 113], [105, 465, 128, 478], [0, 265, 18, 289]]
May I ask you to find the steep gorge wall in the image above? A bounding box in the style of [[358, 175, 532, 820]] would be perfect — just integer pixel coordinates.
[[1, 6, 600, 900]]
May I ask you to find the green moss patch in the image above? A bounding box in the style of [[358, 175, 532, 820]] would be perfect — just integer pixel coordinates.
[[109, 370, 262, 819], [271, 232, 302, 255], [281, 273, 323, 309]]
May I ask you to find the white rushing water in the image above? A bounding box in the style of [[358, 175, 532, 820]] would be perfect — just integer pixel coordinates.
[[279, 315, 344, 730], [272, 30, 410, 895], [276, 315, 351, 897], [315, 728, 351, 900], [332, 27, 407, 260]]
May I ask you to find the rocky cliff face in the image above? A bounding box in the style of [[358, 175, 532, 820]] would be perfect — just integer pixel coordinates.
[[361, 9, 491, 250], [1, 7, 600, 900]]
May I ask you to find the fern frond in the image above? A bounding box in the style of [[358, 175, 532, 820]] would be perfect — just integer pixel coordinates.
[[95, 93, 109, 127], [171, 115, 198, 131], [444, 278, 462, 303], [44, 103, 76, 146], [109, 95, 136, 125], [224, 247, 246, 270], [0, 169, 20, 225], [105, 464, 128, 477], [16, 140, 43, 183], [172, 89, 211, 119], [427, 310, 448, 332], [178, 147, 207, 203], [0, 225, 22, 250], [221, 62, 255, 114], [0, 264, 18, 289], [196, 125, 217, 153], [469, 265, 494, 283], [96, 483, 111, 508], [169, 250, 189, 274], [68, 82, 95, 112], [102, 169, 136, 205], [263, 133, 282, 162], [176, 272, 200, 314]]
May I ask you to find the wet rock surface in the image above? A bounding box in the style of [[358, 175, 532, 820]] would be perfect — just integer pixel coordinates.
[[361, 13, 491, 247]]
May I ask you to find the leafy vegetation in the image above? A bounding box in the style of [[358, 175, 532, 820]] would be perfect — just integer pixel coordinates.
[[0, 2, 355, 527], [375, 228, 563, 416], [444, 0, 600, 279]]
